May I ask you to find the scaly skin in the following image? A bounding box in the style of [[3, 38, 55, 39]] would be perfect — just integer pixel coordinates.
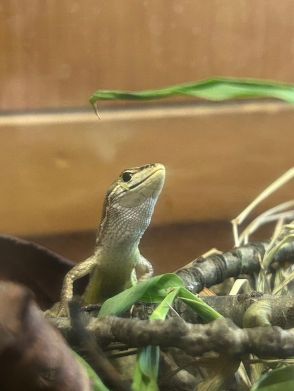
[[48, 163, 165, 317]]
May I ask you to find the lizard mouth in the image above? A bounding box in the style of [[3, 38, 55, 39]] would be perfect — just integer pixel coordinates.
[[114, 164, 165, 207], [128, 166, 165, 190]]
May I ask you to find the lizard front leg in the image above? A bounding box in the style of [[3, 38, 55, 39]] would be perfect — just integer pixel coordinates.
[[135, 255, 154, 281], [46, 256, 97, 317]]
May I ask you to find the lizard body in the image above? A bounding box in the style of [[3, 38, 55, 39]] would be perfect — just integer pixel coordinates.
[[49, 163, 165, 316]]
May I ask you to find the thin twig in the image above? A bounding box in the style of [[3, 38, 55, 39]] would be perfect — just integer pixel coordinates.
[[240, 208, 294, 245], [273, 270, 294, 295], [231, 168, 294, 246]]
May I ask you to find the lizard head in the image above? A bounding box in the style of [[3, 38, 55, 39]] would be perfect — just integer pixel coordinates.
[[98, 163, 165, 245], [113, 163, 165, 208]]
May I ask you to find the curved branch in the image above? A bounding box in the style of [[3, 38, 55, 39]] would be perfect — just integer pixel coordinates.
[[176, 241, 294, 293], [88, 317, 294, 358]]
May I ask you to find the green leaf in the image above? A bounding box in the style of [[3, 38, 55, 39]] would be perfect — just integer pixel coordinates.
[[98, 273, 184, 317], [133, 346, 160, 391], [251, 366, 294, 391], [150, 287, 181, 321], [90, 78, 294, 107], [74, 352, 110, 391], [98, 273, 221, 391], [132, 288, 180, 391], [178, 287, 222, 322]]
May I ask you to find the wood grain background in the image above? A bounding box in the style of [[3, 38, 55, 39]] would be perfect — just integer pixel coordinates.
[[1, 0, 294, 110], [1, 102, 293, 235]]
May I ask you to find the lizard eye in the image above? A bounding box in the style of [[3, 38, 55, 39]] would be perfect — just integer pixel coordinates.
[[122, 171, 133, 182]]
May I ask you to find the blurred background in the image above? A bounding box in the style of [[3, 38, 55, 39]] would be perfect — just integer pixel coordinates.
[[0, 1, 293, 272]]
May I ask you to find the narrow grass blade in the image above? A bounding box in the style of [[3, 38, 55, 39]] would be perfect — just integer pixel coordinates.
[[99, 274, 184, 317], [74, 352, 110, 391], [232, 168, 294, 246], [132, 346, 160, 391], [273, 269, 294, 295], [178, 287, 222, 321], [132, 288, 180, 391], [90, 78, 294, 107]]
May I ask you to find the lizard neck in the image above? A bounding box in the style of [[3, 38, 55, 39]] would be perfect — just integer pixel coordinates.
[[95, 196, 155, 257]]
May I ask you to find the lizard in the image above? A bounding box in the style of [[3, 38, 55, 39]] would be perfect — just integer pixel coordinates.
[[47, 163, 165, 317]]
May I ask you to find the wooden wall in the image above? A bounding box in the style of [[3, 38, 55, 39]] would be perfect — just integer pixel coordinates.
[[1, 0, 294, 110], [1, 102, 293, 236]]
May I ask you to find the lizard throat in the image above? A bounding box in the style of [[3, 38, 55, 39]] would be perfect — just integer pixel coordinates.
[[96, 196, 156, 253]]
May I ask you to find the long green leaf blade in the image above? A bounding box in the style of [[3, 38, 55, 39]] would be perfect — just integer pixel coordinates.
[[132, 346, 160, 391], [132, 288, 180, 391], [251, 365, 294, 391], [150, 287, 181, 321], [178, 287, 222, 321], [99, 274, 184, 317], [74, 352, 110, 391], [90, 78, 294, 106]]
